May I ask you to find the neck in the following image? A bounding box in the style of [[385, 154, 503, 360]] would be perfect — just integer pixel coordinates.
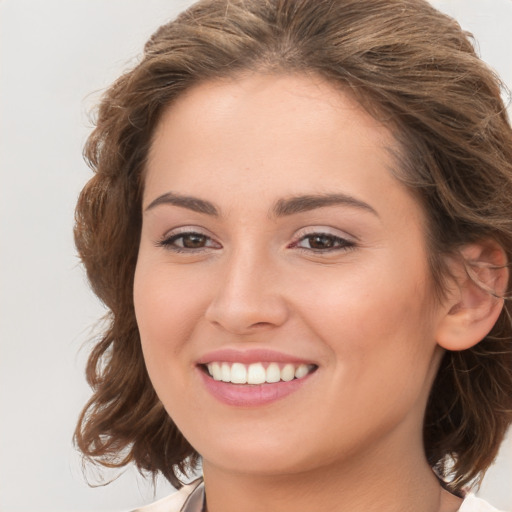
[[201, 434, 462, 512]]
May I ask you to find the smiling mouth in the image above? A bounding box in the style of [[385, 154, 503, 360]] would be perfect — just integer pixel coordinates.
[[202, 362, 317, 385]]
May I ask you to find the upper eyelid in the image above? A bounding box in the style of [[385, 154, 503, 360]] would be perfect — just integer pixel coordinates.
[[154, 225, 357, 246], [160, 225, 215, 239], [155, 232, 222, 253], [291, 234, 355, 249], [155, 226, 220, 247], [291, 226, 357, 242]]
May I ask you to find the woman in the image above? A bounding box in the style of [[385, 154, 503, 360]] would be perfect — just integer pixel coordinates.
[[74, 0, 512, 511]]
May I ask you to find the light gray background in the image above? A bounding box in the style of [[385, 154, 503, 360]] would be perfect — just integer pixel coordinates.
[[1, 1, 511, 511]]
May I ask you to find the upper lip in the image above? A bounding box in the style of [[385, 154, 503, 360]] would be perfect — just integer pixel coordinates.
[[196, 348, 317, 366]]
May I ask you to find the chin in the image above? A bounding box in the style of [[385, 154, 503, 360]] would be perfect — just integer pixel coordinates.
[[203, 450, 311, 477], [194, 429, 339, 478]]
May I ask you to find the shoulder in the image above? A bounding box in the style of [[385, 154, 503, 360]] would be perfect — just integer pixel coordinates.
[[130, 479, 203, 512], [459, 494, 507, 512]]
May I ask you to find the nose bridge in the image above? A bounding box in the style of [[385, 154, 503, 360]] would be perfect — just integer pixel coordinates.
[[205, 243, 288, 333]]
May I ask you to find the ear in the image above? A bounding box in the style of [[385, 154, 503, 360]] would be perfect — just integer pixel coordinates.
[[436, 240, 509, 351]]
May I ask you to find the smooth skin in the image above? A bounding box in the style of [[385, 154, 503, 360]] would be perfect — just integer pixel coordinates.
[[134, 73, 505, 512]]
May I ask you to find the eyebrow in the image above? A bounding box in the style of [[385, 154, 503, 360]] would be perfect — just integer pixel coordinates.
[[144, 191, 378, 218], [145, 192, 219, 216], [271, 193, 378, 217]]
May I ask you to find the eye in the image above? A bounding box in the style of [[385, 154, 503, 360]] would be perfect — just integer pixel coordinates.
[[291, 232, 355, 252], [155, 231, 221, 252]]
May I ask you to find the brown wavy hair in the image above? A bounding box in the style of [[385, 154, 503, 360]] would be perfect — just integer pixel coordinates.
[[74, 0, 512, 492]]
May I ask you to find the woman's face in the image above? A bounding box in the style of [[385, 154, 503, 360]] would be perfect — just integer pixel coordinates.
[[134, 73, 447, 476]]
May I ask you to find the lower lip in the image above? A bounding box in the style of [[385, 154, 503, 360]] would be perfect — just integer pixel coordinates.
[[198, 369, 314, 407]]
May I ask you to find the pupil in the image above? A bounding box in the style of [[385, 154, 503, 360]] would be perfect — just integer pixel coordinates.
[[183, 234, 206, 248], [309, 235, 333, 249]]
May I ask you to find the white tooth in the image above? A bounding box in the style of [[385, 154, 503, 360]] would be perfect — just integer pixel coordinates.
[[211, 362, 222, 381], [221, 362, 231, 382], [295, 364, 309, 379], [266, 363, 281, 383], [247, 363, 266, 384], [231, 363, 247, 384], [206, 364, 214, 377], [281, 363, 295, 382]]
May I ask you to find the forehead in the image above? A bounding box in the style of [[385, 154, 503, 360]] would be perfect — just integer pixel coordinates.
[[148, 72, 394, 165], [144, 72, 421, 226]]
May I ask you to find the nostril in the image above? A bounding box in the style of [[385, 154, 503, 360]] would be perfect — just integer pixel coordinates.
[[250, 322, 273, 328]]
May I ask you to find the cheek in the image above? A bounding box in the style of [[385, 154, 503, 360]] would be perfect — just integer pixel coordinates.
[[300, 253, 437, 384], [133, 261, 203, 374], [134, 252, 210, 332], [133, 265, 198, 422], [303, 259, 429, 333]]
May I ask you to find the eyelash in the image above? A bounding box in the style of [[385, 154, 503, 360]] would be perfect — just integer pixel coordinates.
[[155, 231, 220, 253], [289, 232, 356, 253], [155, 230, 356, 254]]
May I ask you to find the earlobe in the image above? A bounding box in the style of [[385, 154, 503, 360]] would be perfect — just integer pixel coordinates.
[[436, 240, 509, 352]]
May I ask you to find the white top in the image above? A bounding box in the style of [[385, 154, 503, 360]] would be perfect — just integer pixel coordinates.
[[132, 479, 505, 512], [132, 480, 204, 512], [459, 495, 505, 512]]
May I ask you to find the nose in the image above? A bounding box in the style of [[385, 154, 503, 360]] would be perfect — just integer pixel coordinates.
[[204, 250, 289, 335]]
